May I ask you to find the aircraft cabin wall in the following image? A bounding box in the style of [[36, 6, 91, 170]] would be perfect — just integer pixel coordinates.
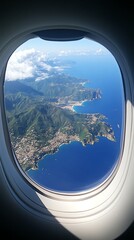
[[0, 1, 134, 239]]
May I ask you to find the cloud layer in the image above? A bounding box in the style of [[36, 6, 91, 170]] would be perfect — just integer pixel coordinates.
[[5, 48, 65, 81], [5, 47, 108, 81]]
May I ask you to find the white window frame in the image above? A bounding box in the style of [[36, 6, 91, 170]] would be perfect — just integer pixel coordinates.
[[0, 26, 134, 240]]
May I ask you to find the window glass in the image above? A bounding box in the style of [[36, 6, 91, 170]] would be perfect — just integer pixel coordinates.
[[4, 37, 124, 192]]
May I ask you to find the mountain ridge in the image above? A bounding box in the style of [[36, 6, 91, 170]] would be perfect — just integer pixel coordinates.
[[4, 74, 115, 171]]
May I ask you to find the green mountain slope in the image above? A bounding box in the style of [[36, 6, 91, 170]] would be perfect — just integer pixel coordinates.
[[4, 75, 115, 171], [5, 94, 115, 170]]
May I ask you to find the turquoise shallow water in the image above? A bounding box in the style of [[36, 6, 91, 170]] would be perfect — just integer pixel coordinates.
[[27, 54, 124, 192]]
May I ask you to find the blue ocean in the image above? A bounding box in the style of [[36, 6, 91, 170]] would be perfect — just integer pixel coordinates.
[[27, 54, 124, 192]]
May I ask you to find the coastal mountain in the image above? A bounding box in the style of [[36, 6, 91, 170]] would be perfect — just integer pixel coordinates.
[[4, 80, 43, 96], [19, 74, 101, 100], [4, 73, 115, 171]]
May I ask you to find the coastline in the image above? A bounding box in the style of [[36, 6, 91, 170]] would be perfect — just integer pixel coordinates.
[[28, 139, 81, 172], [60, 100, 86, 112]]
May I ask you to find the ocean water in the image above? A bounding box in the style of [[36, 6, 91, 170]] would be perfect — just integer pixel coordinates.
[[27, 54, 124, 192]]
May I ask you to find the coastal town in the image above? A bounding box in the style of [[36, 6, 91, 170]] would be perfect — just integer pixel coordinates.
[[12, 110, 115, 171]]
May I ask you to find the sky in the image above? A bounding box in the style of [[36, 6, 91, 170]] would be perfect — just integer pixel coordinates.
[[5, 37, 111, 81]]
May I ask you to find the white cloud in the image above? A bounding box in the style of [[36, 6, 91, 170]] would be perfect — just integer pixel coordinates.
[[5, 49, 36, 80], [94, 48, 109, 56], [95, 48, 103, 55], [35, 73, 50, 81], [57, 49, 103, 56], [5, 46, 110, 82], [5, 48, 56, 81], [58, 49, 73, 56]]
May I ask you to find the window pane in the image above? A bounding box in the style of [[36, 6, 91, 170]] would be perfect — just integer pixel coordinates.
[[4, 37, 124, 192]]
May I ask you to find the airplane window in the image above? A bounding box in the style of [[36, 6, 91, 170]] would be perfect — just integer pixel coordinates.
[[4, 37, 125, 193]]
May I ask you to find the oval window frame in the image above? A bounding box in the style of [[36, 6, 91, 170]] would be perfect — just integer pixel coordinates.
[[0, 26, 133, 235]]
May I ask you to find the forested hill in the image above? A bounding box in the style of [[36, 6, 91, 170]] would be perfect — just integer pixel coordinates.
[[4, 74, 115, 171], [4, 80, 43, 96]]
